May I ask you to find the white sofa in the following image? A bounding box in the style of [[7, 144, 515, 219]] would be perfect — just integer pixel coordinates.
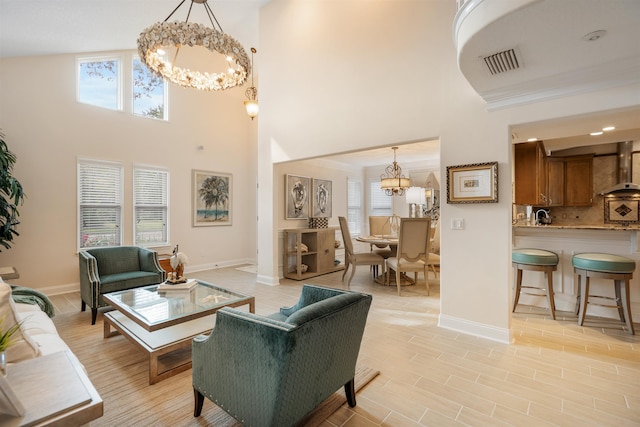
[[14, 302, 71, 358], [0, 280, 71, 365]]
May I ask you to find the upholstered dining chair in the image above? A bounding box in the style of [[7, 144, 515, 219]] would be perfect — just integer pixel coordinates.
[[427, 221, 440, 279], [339, 216, 385, 286], [385, 218, 431, 296], [369, 216, 391, 236], [368, 216, 394, 276]]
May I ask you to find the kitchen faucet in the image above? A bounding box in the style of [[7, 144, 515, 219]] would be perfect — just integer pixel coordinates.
[[535, 209, 551, 225]]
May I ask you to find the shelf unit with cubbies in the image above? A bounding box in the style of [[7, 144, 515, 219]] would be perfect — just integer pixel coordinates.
[[283, 227, 344, 280]]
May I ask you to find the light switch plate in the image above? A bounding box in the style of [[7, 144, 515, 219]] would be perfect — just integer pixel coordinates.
[[451, 218, 464, 230]]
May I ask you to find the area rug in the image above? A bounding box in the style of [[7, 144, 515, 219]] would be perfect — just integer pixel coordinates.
[[53, 312, 378, 426]]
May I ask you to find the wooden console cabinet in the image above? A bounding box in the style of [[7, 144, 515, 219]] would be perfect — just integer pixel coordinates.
[[283, 228, 344, 280]]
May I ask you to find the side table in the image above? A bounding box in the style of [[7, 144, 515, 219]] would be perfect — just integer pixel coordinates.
[[0, 351, 103, 426], [0, 267, 19, 281]]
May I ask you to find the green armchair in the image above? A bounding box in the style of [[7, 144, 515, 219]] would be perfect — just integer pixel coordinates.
[[192, 284, 372, 426], [79, 246, 166, 324]]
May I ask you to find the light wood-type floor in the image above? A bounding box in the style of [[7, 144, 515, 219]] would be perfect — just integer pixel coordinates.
[[49, 265, 640, 426]]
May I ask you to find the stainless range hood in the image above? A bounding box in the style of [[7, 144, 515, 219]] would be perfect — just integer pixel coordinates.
[[599, 141, 640, 195]]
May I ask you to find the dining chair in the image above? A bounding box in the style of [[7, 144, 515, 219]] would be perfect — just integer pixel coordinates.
[[427, 221, 440, 279], [339, 216, 385, 287], [368, 216, 394, 276], [385, 218, 431, 296]]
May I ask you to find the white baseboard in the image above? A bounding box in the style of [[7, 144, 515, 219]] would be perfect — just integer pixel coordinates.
[[438, 314, 512, 344], [43, 257, 256, 296], [256, 275, 280, 286], [40, 283, 80, 296]]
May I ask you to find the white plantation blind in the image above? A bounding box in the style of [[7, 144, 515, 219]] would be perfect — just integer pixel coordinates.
[[370, 181, 392, 216], [347, 178, 362, 236], [134, 167, 169, 246], [78, 159, 123, 249]]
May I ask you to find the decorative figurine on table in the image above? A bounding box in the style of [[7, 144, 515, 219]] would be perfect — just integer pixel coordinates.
[[167, 244, 189, 283]]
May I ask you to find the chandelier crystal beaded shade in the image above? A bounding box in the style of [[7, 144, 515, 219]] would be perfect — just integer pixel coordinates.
[[137, 0, 250, 91], [380, 147, 411, 196]]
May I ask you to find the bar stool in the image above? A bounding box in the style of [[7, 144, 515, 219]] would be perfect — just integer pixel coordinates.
[[512, 248, 559, 319], [572, 253, 635, 335]]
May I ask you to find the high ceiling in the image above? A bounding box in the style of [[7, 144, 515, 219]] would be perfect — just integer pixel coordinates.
[[1, 0, 638, 164], [0, 0, 268, 59]]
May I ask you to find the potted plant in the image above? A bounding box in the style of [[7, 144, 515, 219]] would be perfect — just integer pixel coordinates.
[[0, 315, 22, 376], [0, 131, 25, 251]]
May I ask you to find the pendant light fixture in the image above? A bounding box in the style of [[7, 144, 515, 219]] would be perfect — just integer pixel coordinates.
[[244, 48, 259, 119], [380, 147, 411, 196], [137, 0, 250, 91]]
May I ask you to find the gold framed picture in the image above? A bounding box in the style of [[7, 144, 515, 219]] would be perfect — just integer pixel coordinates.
[[446, 161, 498, 204]]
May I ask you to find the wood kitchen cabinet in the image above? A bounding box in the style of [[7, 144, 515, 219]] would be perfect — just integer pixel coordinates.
[[514, 141, 548, 206], [546, 157, 565, 207], [514, 142, 594, 207], [564, 154, 593, 206]]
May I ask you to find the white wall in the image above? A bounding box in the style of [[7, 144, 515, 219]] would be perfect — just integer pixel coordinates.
[[0, 51, 258, 293], [257, 0, 640, 342]]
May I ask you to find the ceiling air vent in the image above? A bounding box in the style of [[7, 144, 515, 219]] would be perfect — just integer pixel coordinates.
[[482, 48, 520, 75]]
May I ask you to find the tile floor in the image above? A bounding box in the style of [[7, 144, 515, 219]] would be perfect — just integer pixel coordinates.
[[50, 264, 640, 426]]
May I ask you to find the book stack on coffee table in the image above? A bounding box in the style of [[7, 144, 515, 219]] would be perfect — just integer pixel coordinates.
[[157, 278, 197, 292]]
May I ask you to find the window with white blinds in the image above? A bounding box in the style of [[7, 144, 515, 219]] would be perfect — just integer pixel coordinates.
[[347, 178, 362, 236], [134, 167, 169, 246], [370, 180, 392, 216], [78, 159, 123, 249]]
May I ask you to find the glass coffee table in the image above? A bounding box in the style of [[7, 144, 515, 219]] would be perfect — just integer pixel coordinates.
[[102, 280, 255, 384]]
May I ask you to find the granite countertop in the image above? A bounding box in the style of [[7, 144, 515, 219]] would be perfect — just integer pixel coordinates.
[[513, 223, 640, 231]]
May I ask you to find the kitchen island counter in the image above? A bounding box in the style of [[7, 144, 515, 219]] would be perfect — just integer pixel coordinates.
[[512, 225, 640, 322], [513, 224, 640, 231]]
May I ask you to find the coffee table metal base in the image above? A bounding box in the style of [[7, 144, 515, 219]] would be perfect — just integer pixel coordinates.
[[104, 310, 216, 384]]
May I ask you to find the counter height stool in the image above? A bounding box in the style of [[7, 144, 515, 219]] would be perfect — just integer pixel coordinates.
[[572, 253, 635, 335], [512, 248, 559, 319]]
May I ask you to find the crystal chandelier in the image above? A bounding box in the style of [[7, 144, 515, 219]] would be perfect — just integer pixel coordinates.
[[244, 48, 259, 119], [137, 0, 250, 91], [380, 147, 411, 196]]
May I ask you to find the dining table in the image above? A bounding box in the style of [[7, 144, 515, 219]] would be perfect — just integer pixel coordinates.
[[356, 235, 398, 248], [355, 235, 414, 286]]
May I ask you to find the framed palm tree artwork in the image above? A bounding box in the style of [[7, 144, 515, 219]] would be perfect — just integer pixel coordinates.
[[192, 170, 232, 226]]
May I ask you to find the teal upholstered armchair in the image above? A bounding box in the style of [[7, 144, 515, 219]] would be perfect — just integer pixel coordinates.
[[192, 284, 372, 426], [79, 246, 166, 324]]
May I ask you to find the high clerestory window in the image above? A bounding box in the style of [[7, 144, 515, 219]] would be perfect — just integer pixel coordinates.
[[77, 56, 122, 111], [77, 55, 167, 120]]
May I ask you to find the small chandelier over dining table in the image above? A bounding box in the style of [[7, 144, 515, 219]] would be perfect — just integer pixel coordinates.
[[137, 0, 251, 91], [380, 147, 411, 196]]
